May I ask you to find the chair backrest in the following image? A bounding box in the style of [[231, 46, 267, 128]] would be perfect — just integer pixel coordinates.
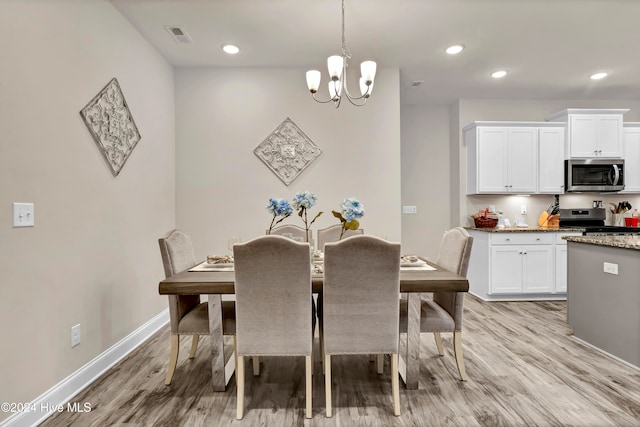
[[435, 227, 474, 277], [433, 227, 474, 329], [158, 229, 200, 331], [323, 235, 401, 355], [269, 224, 309, 241], [233, 235, 312, 356], [317, 224, 364, 251]]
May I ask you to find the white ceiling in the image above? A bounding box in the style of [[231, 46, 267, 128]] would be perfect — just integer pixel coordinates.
[[109, 0, 640, 105]]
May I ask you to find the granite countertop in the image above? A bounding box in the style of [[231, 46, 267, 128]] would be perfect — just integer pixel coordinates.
[[563, 235, 640, 251], [465, 226, 584, 233]]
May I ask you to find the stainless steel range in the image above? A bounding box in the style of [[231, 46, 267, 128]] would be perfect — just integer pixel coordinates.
[[559, 208, 640, 235]]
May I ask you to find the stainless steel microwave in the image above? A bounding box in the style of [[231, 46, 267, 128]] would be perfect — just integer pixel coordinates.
[[565, 159, 624, 192]]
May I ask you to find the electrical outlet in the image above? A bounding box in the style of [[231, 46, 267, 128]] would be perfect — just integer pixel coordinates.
[[402, 205, 417, 214], [71, 324, 81, 347], [13, 202, 35, 227], [603, 262, 618, 275], [520, 205, 527, 215]]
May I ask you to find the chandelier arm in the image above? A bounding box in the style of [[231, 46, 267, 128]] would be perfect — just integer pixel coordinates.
[[311, 92, 338, 104]]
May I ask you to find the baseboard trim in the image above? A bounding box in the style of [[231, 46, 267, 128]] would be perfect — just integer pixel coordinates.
[[569, 335, 640, 372], [0, 309, 169, 427]]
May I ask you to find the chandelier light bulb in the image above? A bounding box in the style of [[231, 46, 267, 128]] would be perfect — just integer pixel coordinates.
[[306, 70, 321, 93], [329, 80, 342, 99], [359, 77, 374, 97], [360, 60, 377, 84], [327, 55, 344, 80]]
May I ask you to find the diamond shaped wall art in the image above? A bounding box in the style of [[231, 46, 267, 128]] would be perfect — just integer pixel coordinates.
[[254, 117, 322, 186], [80, 78, 141, 176]]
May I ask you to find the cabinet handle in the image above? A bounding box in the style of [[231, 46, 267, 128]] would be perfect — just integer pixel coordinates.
[[536, 238, 540, 241], [506, 238, 510, 241], [518, 251, 522, 254], [524, 251, 527, 255]]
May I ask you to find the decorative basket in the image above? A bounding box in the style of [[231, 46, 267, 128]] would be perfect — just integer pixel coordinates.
[[473, 216, 498, 228]]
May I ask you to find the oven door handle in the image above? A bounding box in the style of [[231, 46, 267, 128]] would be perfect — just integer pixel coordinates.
[[611, 164, 620, 185]]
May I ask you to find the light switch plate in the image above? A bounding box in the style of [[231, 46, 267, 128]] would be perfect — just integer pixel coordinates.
[[13, 202, 34, 227], [603, 262, 618, 275], [402, 205, 417, 214]]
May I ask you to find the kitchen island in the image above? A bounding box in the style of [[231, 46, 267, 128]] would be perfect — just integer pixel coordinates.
[[564, 235, 640, 368]]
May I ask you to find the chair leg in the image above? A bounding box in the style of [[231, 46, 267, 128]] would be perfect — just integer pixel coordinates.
[[325, 355, 332, 417], [236, 355, 245, 420], [453, 331, 468, 381], [391, 353, 400, 416], [319, 325, 325, 375], [434, 332, 444, 356], [377, 354, 384, 374], [305, 355, 312, 419], [252, 356, 260, 376], [165, 334, 180, 385], [189, 335, 200, 359], [370, 354, 376, 362]]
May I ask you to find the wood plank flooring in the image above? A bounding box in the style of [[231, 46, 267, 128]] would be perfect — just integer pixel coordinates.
[[41, 295, 640, 426]]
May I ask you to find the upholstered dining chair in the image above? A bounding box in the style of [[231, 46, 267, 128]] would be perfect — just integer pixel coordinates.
[[399, 227, 473, 381], [322, 235, 401, 417], [269, 224, 310, 243], [316, 224, 364, 251], [158, 229, 236, 386], [233, 235, 313, 419]]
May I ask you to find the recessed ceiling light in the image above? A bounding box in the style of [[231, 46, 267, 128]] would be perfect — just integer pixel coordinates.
[[490, 70, 508, 79], [445, 45, 465, 55], [590, 72, 608, 80], [221, 44, 240, 55]]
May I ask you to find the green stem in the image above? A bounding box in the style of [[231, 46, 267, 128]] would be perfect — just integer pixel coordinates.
[[267, 214, 276, 234], [339, 224, 346, 240], [303, 208, 309, 242]]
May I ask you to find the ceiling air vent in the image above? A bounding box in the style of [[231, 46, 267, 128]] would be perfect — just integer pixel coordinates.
[[165, 26, 192, 44], [410, 81, 424, 87]]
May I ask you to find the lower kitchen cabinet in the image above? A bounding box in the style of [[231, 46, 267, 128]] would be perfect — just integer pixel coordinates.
[[467, 230, 582, 301]]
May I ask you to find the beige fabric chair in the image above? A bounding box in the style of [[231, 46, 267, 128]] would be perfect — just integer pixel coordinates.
[[399, 227, 473, 381], [269, 224, 310, 243], [158, 229, 235, 386], [322, 235, 401, 417], [316, 224, 364, 251], [233, 235, 313, 419]]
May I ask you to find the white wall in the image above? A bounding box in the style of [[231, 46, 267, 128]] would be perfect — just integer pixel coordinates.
[[401, 105, 452, 260], [174, 67, 402, 258], [0, 0, 174, 418]]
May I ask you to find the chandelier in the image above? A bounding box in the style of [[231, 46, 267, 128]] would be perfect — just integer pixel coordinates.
[[305, 0, 377, 108]]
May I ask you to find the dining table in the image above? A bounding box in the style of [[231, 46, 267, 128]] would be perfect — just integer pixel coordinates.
[[158, 258, 469, 391]]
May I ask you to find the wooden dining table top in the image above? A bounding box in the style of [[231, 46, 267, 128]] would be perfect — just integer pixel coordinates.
[[158, 259, 469, 295]]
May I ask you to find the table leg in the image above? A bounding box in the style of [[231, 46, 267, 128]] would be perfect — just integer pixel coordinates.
[[208, 295, 227, 391], [400, 292, 421, 390]]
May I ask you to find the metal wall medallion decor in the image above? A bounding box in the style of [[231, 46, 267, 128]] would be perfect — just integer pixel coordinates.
[[80, 78, 141, 176], [254, 117, 322, 186]]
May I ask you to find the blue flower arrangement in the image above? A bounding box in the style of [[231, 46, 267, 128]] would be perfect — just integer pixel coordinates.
[[332, 197, 365, 239], [266, 197, 293, 234], [292, 191, 323, 242]]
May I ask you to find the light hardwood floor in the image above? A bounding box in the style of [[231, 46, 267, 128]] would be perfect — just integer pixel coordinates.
[[41, 295, 640, 426]]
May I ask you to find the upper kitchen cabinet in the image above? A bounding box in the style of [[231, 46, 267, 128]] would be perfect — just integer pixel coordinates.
[[538, 126, 565, 193], [465, 122, 564, 195], [621, 123, 640, 193], [546, 109, 629, 158]]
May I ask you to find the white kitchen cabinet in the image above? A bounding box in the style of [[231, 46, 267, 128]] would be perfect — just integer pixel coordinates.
[[546, 109, 628, 159], [467, 230, 581, 301], [465, 123, 538, 194], [489, 233, 554, 295], [621, 124, 640, 193], [554, 233, 581, 293], [538, 126, 565, 193]]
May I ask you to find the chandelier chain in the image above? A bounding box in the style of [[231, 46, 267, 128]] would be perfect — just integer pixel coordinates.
[[341, 0, 351, 59]]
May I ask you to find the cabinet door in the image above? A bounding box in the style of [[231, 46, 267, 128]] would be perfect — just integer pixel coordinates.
[[555, 244, 568, 293], [490, 246, 523, 294], [597, 115, 623, 157], [622, 127, 640, 193], [477, 127, 508, 193], [507, 128, 537, 193], [538, 127, 565, 193], [522, 245, 554, 293], [570, 115, 598, 157]]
